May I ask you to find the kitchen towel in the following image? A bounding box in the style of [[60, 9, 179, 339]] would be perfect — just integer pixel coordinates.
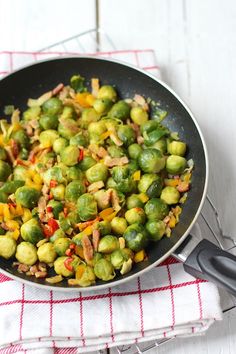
[[0, 49, 222, 354]]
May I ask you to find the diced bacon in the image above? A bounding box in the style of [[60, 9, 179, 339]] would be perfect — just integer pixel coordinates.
[[59, 86, 70, 100], [11, 109, 20, 124], [91, 78, 100, 97], [137, 135, 144, 145], [104, 156, 129, 167], [134, 94, 149, 111], [177, 181, 189, 193], [111, 189, 121, 211], [35, 271, 47, 278], [110, 132, 123, 146], [81, 235, 94, 262], [97, 147, 108, 158], [92, 229, 100, 252], [52, 83, 64, 96], [87, 181, 104, 193], [17, 264, 29, 273]]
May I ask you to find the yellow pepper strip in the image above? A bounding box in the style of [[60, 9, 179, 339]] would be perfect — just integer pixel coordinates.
[[22, 208, 32, 223], [75, 92, 95, 108], [33, 172, 43, 185], [100, 131, 111, 140], [81, 225, 93, 236], [138, 193, 149, 203], [164, 178, 180, 187], [3, 204, 11, 221], [75, 245, 85, 260], [9, 204, 16, 216], [103, 210, 118, 222], [86, 94, 95, 106], [168, 215, 177, 228], [0, 134, 4, 146], [99, 207, 114, 219], [134, 250, 146, 263], [76, 264, 86, 280], [0, 203, 4, 215], [5, 229, 20, 240], [25, 177, 42, 191], [15, 203, 23, 216], [133, 170, 141, 181], [119, 237, 125, 249], [5, 220, 20, 230], [46, 275, 63, 284], [183, 172, 191, 183]]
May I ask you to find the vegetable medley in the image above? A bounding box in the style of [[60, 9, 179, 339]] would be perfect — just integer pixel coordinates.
[[0, 74, 193, 287]]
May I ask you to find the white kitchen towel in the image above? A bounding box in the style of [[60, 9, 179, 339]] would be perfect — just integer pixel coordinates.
[[0, 50, 222, 354]]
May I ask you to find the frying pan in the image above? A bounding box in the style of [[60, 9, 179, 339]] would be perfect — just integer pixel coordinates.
[[0, 56, 235, 294]]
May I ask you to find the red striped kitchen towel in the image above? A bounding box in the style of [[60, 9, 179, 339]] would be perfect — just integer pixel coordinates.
[[0, 50, 222, 354]]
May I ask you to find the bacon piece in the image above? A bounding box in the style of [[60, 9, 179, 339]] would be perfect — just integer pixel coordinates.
[[81, 235, 94, 262], [177, 181, 189, 193], [134, 94, 149, 111], [111, 189, 121, 211], [52, 83, 64, 96], [87, 181, 104, 193], [104, 155, 129, 167], [110, 132, 123, 146], [137, 136, 144, 145], [92, 229, 100, 251], [91, 78, 99, 97], [17, 264, 29, 273], [35, 271, 47, 278]]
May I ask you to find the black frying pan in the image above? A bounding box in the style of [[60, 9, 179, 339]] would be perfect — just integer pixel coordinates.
[[0, 57, 235, 293]]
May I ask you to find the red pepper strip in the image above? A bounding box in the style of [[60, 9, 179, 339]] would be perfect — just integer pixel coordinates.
[[42, 225, 53, 238], [8, 203, 16, 208], [69, 243, 76, 250], [64, 257, 73, 271], [65, 249, 73, 256], [48, 218, 59, 233], [63, 207, 68, 217], [46, 206, 53, 212], [78, 149, 84, 162], [50, 180, 57, 188]]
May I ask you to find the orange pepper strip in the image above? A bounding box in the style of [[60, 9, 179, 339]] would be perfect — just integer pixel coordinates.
[[75, 92, 91, 108], [77, 216, 100, 232], [103, 210, 118, 222], [76, 264, 86, 280], [133, 170, 141, 181], [99, 207, 114, 220], [168, 215, 177, 228], [164, 178, 180, 187], [75, 245, 85, 259]]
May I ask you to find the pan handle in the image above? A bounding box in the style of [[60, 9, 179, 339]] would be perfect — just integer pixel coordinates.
[[179, 238, 236, 295]]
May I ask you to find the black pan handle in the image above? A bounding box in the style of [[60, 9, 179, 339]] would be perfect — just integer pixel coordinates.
[[182, 238, 236, 295]]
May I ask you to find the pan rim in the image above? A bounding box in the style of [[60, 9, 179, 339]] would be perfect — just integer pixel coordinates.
[[0, 55, 209, 291]]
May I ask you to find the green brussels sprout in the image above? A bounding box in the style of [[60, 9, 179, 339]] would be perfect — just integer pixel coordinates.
[[0, 191, 8, 203], [146, 220, 166, 241], [138, 148, 165, 173], [117, 125, 136, 147], [88, 121, 107, 143], [93, 98, 113, 115], [138, 174, 159, 193], [0, 147, 7, 160], [94, 220, 111, 236], [109, 100, 130, 120], [141, 120, 168, 146], [11, 130, 29, 148], [110, 249, 129, 269], [51, 184, 65, 201], [15, 187, 40, 209], [77, 193, 98, 221], [43, 166, 66, 185], [130, 106, 148, 125], [60, 106, 76, 120], [76, 265, 96, 287], [112, 165, 130, 182], [23, 106, 41, 121], [107, 146, 126, 158], [18, 148, 29, 160], [166, 155, 187, 174], [0, 160, 11, 182], [111, 166, 136, 193], [150, 137, 167, 153], [21, 218, 44, 244], [125, 208, 146, 225], [128, 143, 143, 160], [70, 132, 88, 147], [0, 180, 24, 194], [42, 97, 63, 115], [123, 223, 148, 252], [78, 156, 96, 171], [94, 258, 115, 281], [126, 194, 144, 209], [16, 242, 38, 265], [98, 235, 119, 253], [146, 178, 163, 198], [50, 228, 65, 242], [160, 186, 180, 204], [97, 85, 117, 102], [80, 108, 100, 128], [39, 151, 56, 165], [53, 137, 69, 154], [59, 216, 71, 232], [167, 141, 186, 156], [39, 114, 58, 130], [144, 198, 169, 220], [111, 217, 127, 235], [54, 256, 74, 277], [66, 165, 84, 182], [60, 146, 80, 166], [67, 210, 81, 226], [0, 236, 16, 259], [58, 118, 79, 139], [86, 163, 108, 183], [47, 200, 64, 219], [13, 166, 28, 181], [106, 177, 118, 189], [54, 237, 71, 256], [70, 74, 87, 93], [65, 180, 86, 202], [94, 189, 111, 210], [39, 129, 59, 148], [37, 242, 57, 263]]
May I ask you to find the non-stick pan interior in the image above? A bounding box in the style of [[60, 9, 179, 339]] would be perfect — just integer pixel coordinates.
[[0, 57, 207, 289]]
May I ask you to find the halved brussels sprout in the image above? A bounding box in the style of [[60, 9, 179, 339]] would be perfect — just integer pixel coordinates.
[[39, 114, 59, 130], [37, 242, 57, 263], [138, 174, 162, 196], [13, 165, 28, 181], [94, 258, 115, 281], [66, 165, 84, 182], [54, 256, 74, 277], [126, 194, 144, 209], [70, 132, 88, 147], [88, 121, 107, 143], [39, 129, 59, 148], [167, 141, 186, 156], [60, 105, 77, 120], [94, 220, 111, 236], [86, 163, 108, 183], [93, 98, 113, 115], [65, 180, 86, 202], [166, 155, 187, 174], [23, 106, 41, 121], [42, 97, 63, 115], [107, 146, 126, 158], [123, 223, 148, 252], [51, 184, 65, 201], [125, 208, 146, 225], [53, 137, 69, 154], [16, 242, 38, 266], [76, 265, 96, 287], [97, 85, 117, 102], [109, 100, 130, 121], [58, 118, 79, 139], [138, 148, 165, 173], [80, 108, 100, 128], [130, 106, 148, 125], [146, 220, 166, 241], [77, 193, 98, 221], [128, 143, 142, 160], [110, 249, 129, 269], [60, 146, 80, 166], [151, 137, 167, 153], [160, 186, 180, 205], [21, 218, 44, 244], [111, 217, 127, 235], [43, 166, 66, 185], [15, 187, 40, 209], [54, 238, 71, 256], [117, 125, 136, 147], [50, 228, 65, 243], [144, 198, 169, 220], [0, 180, 24, 194], [11, 130, 30, 148], [0, 236, 16, 259], [94, 189, 111, 210], [78, 156, 97, 171], [98, 235, 119, 253]]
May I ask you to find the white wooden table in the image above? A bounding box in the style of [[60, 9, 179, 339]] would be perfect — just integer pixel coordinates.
[[0, 0, 236, 352]]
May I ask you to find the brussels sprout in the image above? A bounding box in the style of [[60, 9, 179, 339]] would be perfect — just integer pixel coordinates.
[[122, 247, 134, 259], [120, 258, 133, 275], [109, 100, 130, 120], [98, 235, 119, 253], [60, 106, 76, 120], [127, 160, 139, 174], [107, 146, 126, 158], [54, 238, 71, 256], [59, 216, 71, 232], [15, 187, 40, 209], [94, 220, 111, 236], [58, 118, 79, 139], [126, 194, 144, 209], [0, 191, 8, 203], [144, 198, 169, 220], [166, 155, 187, 174], [123, 223, 148, 252], [138, 148, 165, 173], [111, 217, 127, 235], [110, 249, 129, 269], [54, 256, 74, 277], [128, 143, 142, 160], [39, 114, 59, 130], [94, 189, 111, 210], [94, 258, 115, 281], [0, 160, 11, 182], [138, 174, 159, 193], [43, 166, 66, 185], [97, 85, 117, 102], [111, 166, 136, 193], [88, 121, 107, 143], [75, 265, 96, 287], [39, 129, 59, 148], [80, 108, 100, 128], [125, 208, 146, 225], [21, 218, 44, 244], [0, 180, 24, 194], [146, 220, 165, 241], [65, 180, 86, 202], [50, 228, 65, 242], [47, 200, 64, 219], [37, 242, 57, 263], [167, 141, 186, 156], [130, 106, 148, 125], [40, 151, 56, 165], [160, 186, 180, 205], [117, 125, 136, 147], [78, 156, 96, 171], [112, 165, 130, 182], [60, 146, 80, 166], [42, 97, 63, 115], [51, 184, 65, 201], [66, 165, 84, 182], [67, 211, 81, 226], [106, 177, 118, 189], [70, 132, 88, 147], [86, 163, 108, 183], [16, 242, 38, 265], [0, 147, 7, 160], [23, 106, 41, 121], [141, 120, 168, 146], [150, 137, 167, 153], [72, 232, 84, 245], [70, 74, 87, 93], [93, 98, 113, 115], [13, 166, 28, 181], [53, 137, 69, 154], [77, 193, 98, 221], [0, 236, 16, 259], [11, 130, 30, 148]]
